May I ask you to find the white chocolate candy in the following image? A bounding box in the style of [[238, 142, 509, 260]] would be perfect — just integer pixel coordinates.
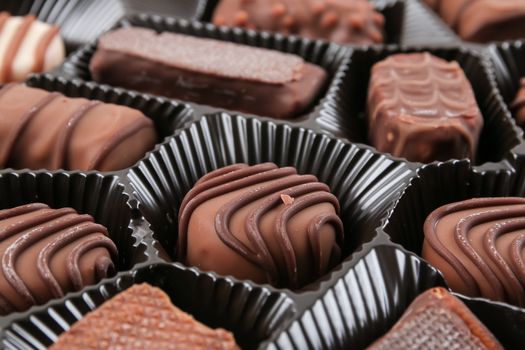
[[0, 13, 65, 83]]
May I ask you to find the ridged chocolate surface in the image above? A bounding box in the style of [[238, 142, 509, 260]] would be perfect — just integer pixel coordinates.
[[0, 203, 117, 315], [0, 83, 157, 171], [511, 78, 525, 128], [367, 287, 503, 350], [423, 197, 525, 306], [50, 283, 239, 350], [426, 0, 525, 42], [367, 52, 483, 163], [212, 0, 385, 44], [178, 163, 344, 289], [89, 27, 327, 119], [0, 12, 64, 82]]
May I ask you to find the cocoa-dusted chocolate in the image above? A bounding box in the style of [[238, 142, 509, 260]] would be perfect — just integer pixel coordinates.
[[367, 287, 503, 350], [89, 27, 327, 119], [50, 284, 239, 350], [423, 197, 525, 306], [424, 0, 525, 42], [0, 12, 65, 82], [0, 203, 117, 315], [511, 78, 525, 128], [0, 84, 157, 171], [212, 0, 385, 44], [367, 52, 483, 163], [178, 163, 344, 289]]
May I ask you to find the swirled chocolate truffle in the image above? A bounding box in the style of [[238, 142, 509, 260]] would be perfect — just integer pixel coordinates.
[[90, 27, 327, 119], [0, 84, 157, 171], [0, 13, 65, 82], [424, 0, 525, 42], [423, 197, 525, 306], [50, 284, 239, 350], [367, 52, 483, 163], [0, 203, 117, 315], [367, 287, 503, 350], [511, 78, 525, 128], [178, 163, 344, 289], [212, 0, 385, 44]]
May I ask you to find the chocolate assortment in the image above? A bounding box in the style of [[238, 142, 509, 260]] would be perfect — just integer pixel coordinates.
[[2, 1, 525, 350]]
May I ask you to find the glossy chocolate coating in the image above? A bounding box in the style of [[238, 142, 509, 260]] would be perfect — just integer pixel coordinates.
[[50, 284, 239, 350], [0, 203, 117, 315], [178, 163, 344, 289], [89, 27, 327, 120], [367, 287, 503, 350], [423, 197, 525, 306], [212, 0, 385, 44], [0, 84, 157, 171], [511, 78, 525, 128], [0, 13, 65, 82], [367, 52, 483, 163], [426, 0, 525, 42]]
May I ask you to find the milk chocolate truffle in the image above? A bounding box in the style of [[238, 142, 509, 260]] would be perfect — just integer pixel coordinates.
[[89, 27, 327, 119], [423, 197, 525, 306], [511, 78, 525, 128], [367, 287, 503, 350], [0, 203, 117, 315], [425, 0, 525, 42], [0, 13, 65, 82], [0, 83, 157, 171], [50, 284, 239, 350], [212, 0, 385, 44], [178, 163, 344, 289], [367, 52, 483, 163]]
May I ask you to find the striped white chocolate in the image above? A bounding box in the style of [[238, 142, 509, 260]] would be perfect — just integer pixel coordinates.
[[0, 13, 65, 83]]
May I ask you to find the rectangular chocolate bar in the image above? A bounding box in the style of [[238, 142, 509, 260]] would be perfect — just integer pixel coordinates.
[[89, 27, 327, 119]]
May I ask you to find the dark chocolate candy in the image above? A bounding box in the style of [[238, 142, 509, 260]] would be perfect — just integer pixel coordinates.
[[0, 203, 117, 315], [50, 284, 239, 350], [426, 0, 525, 42], [0, 83, 157, 171], [423, 197, 525, 306], [178, 163, 344, 289], [212, 0, 385, 44], [89, 27, 327, 119], [367, 287, 503, 350], [367, 52, 483, 163], [511, 78, 525, 128]]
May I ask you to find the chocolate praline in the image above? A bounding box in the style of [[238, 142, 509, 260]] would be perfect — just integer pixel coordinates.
[[0, 203, 117, 315], [177, 163, 344, 289]]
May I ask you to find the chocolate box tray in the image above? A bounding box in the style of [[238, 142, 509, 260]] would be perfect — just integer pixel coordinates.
[[1, 2, 525, 350]]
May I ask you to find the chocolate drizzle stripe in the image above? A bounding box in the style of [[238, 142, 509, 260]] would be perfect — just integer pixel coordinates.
[[180, 163, 276, 214], [2, 208, 79, 305], [455, 207, 525, 301], [307, 214, 344, 278], [37, 220, 106, 298], [275, 192, 341, 288], [1, 15, 35, 82], [52, 100, 101, 169], [424, 198, 525, 295], [0, 203, 48, 221], [194, 163, 248, 187], [67, 235, 117, 290], [245, 182, 331, 284], [215, 175, 318, 283], [1, 91, 60, 167], [178, 165, 296, 260], [33, 25, 59, 73], [88, 117, 154, 170], [485, 219, 525, 305], [511, 235, 525, 284]]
